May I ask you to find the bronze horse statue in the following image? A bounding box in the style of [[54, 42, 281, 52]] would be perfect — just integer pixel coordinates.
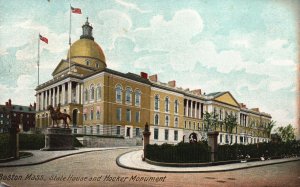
[[47, 105, 71, 128]]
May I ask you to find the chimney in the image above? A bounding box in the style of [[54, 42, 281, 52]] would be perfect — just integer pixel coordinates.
[[149, 74, 158, 82], [140, 72, 148, 79], [191, 89, 202, 95], [34, 102, 36, 110], [167, 80, 176, 87], [8, 99, 11, 106]]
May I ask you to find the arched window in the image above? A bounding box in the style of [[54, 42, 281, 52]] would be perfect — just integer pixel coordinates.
[[84, 89, 88, 102], [90, 85, 95, 101], [165, 115, 169, 126], [174, 117, 178, 127], [154, 95, 159, 110], [135, 90, 141, 106], [154, 114, 159, 125], [115, 85, 122, 102], [174, 99, 179, 114], [165, 97, 169, 112], [96, 85, 101, 100], [125, 87, 132, 103], [90, 108, 94, 120]]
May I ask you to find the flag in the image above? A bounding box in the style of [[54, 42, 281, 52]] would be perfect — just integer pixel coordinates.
[[39, 34, 48, 44], [71, 6, 82, 14]]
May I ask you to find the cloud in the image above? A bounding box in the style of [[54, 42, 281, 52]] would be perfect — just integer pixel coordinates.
[[115, 0, 150, 13]]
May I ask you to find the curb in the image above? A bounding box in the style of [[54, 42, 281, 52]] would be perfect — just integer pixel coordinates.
[[116, 150, 300, 173], [0, 147, 140, 168]]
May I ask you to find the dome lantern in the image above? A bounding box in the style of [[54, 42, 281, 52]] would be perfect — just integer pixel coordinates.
[[80, 17, 94, 41]]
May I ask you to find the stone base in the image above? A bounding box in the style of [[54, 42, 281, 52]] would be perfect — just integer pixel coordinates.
[[41, 128, 75, 151]]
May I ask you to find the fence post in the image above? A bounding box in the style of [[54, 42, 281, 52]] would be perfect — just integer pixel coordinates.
[[142, 123, 151, 161], [207, 131, 219, 162]]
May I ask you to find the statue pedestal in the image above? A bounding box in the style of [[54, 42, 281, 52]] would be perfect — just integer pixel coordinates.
[[41, 128, 75, 151], [207, 131, 219, 162]]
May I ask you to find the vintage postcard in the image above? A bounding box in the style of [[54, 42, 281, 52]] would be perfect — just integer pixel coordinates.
[[0, 0, 299, 187]]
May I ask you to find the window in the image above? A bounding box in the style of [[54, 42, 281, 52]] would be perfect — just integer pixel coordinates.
[[116, 126, 121, 135], [96, 125, 100, 134], [116, 85, 122, 102], [84, 89, 88, 102], [96, 110, 100, 120], [174, 117, 178, 128], [86, 60, 90, 66], [189, 121, 191, 129], [240, 136, 243, 143], [174, 99, 179, 114], [164, 129, 169, 140], [165, 115, 169, 126], [116, 108, 121, 121], [219, 109, 222, 120], [126, 127, 131, 137], [154, 129, 159, 140], [96, 85, 101, 100], [165, 97, 170, 112], [125, 87, 132, 103], [184, 121, 187, 129], [90, 126, 93, 134], [90, 108, 94, 120], [154, 114, 159, 125], [174, 130, 178, 141], [90, 85, 95, 101], [225, 135, 229, 143], [193, 122, 196, 130], [135, 90, 141, 106], [96, 63, 99, 68], [135, 111, 140, 123], [83, 113, 87, 121], [136, 128, 140, 137], [197, 123, 200, 130], [126, 109, 131, 122], [83, 126, 87, 134], [154, 95, 159, 110], [220, 134, 223, 143]]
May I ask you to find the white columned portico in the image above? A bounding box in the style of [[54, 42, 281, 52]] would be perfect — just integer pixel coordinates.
[[68, 81, 72, 103]]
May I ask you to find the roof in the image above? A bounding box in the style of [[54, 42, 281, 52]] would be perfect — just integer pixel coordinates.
[[11, 105, 35, 113], [206, 92, 224, 97]]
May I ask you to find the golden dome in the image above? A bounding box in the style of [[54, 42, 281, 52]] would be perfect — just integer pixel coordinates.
[[68, 39, 106, 63]]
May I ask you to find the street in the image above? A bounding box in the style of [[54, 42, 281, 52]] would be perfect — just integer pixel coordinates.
[[0, 148, 299, 187]]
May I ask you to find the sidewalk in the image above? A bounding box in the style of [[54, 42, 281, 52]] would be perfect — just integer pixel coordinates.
[[0, 147, 139, 167], [117, 150, 300, 173]]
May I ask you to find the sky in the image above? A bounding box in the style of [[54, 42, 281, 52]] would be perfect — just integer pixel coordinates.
[[0, 0, 299, 130]]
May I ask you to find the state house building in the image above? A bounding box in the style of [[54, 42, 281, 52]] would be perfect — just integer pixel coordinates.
[[35, 19, 272, 145]]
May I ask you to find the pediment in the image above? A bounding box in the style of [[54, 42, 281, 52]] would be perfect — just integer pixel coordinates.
[[214, 92, 240, 107]]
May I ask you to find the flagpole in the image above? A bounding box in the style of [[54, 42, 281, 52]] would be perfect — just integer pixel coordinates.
[[38, 33, 40, 86], [68, 4, 72, 73]]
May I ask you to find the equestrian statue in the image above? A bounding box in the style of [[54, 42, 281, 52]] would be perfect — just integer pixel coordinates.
[[47, 104, 71, 128]]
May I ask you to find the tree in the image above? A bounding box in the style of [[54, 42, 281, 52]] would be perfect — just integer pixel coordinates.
[[224, 113, 238, 144], [203, 111, 219, 132], [276, 124, 296, 142], [265, 120, 276, 139]]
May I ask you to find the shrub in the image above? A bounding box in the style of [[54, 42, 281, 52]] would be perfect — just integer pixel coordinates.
[[0, 133, 11, 159], [146, 141, 210, 163], [19, 133, 45, 150]]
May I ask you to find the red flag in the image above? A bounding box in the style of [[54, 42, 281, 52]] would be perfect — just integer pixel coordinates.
[[71, 6, 82, 14], [39, 34, 48, 44]]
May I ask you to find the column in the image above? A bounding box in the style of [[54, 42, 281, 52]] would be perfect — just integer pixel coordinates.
[[194, 102, 198, 118], [68, 81, 72, 103], [56, 86, 60, 105], [62, 83, 66, 105], [45, 90, 48, 108], [190, 100, 193, 118], [52, 88, 56, 107], [41, 91, 45, 110], [185, 99, 188, 117], [80, 84, 83, 104], [36, 93, 40, 111], [76, 83, 80, 104], [198, 103, 201, 119]]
